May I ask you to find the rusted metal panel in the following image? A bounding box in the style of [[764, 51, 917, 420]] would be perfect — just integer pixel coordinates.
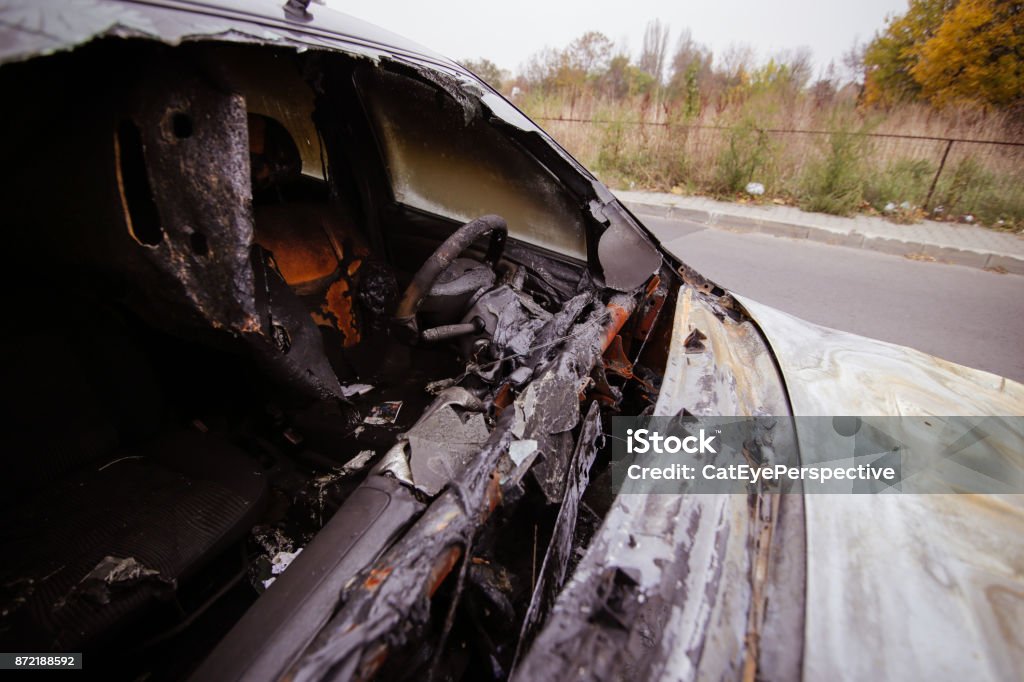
[[511, 401, 603, 667], [121, 60, 259, 334], [516, 286, 795, 681], [656, 287, 790, 419]]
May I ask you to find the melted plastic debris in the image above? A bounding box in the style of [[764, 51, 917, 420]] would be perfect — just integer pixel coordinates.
[[377, 389, 491, 494], [408, 405, 490, 496], [512, 372, 580, 439], [426, 377, 460, 395], [340, 449, 376, 476], [339, 383, 374, 398], [269, 547, 303, 583], [507, 366, 533, 387], [509, 439, 539, 466], [463, 285, 553, 383], [376, 440, 414, 485], [57, 556, 174, 608], [271, 549, 302, 575], [250, 526, 303, 594], [490, 289, 551, 358], [364, 401, 403, 425], [252, 525, 294, 557]]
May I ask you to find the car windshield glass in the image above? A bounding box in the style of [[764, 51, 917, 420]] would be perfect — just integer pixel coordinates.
[[355, 65, 587, 260]]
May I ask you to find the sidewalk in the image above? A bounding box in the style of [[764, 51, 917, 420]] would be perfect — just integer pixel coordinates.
[[614, 190, 1024, 275]]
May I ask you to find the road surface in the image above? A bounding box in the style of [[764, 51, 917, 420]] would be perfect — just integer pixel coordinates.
[[642, 215, 1024, 383]]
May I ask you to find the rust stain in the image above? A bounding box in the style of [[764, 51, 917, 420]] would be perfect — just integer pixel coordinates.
[[363, 565, 393, 591], [644, 273, 661, 297], [494, 382, 513, 416], [603, 335, 634, 379], [427, 546, 463, 597], [602, 303, 631, 352], [319, 277, 361, 346], [483, 470, 502, 519], [742, 493, 779, 682]]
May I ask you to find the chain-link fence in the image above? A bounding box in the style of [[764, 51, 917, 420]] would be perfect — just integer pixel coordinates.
[[534, 115, 1024, 226]]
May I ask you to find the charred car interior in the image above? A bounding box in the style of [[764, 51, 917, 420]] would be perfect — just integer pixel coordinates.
[[0, 2, 820, 673], [0, 36, 695, 679]]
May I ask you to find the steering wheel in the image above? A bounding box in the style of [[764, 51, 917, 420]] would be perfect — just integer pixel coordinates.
[[393, 214, 507, 342]]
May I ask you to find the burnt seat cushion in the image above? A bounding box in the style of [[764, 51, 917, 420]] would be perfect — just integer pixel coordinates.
[[0, 319, 266, 651], [0, 429, 266, 651]]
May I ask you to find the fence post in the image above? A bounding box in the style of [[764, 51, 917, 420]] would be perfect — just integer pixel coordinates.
[[924, 139, 954, 211]]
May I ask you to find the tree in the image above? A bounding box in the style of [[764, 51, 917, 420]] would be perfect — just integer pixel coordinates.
[[639, 19, 671, 85], [596, 52, 657, 99], [810, 62, 841, 107], [518, 32, 617, 99], [715, 43, 756, 110], [863, 0, 1022, 110], [842, 38, 867, 85], [776, 47, 814, 91], [862, 0, 956, 106], [520, 47, 559, 93], [565, 31, 614, 76], [911, 0, 1024, 108], [667, 29, 712, 115], [720, 43, 755, 86], [748, 48, 814, 98], [462, 58, 506, 91]]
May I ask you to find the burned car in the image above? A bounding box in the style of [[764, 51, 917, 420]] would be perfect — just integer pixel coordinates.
[[0, 1, 1022, 680]]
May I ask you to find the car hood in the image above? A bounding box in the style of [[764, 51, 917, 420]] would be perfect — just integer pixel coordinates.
[[737, 293, 1024, 681], [735, 293, 1023, 417]]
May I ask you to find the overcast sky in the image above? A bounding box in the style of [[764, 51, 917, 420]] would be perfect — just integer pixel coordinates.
[[325, 0, 907, 77]]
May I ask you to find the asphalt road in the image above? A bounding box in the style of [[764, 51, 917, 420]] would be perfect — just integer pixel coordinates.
[[641, 215, 1024, 383]]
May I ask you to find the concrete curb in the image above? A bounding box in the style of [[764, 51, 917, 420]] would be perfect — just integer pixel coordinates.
[[622, 199, 1024, 275]]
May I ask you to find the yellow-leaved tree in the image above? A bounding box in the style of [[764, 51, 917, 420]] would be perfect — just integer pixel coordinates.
[[863, 0, 954, 106], [912, 0, 1024, 108], [863, 0, 1023, 110]]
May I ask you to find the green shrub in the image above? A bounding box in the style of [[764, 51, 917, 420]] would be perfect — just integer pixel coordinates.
[[932, 156, 1024, 227], [713, 118, 775, 194], [973, 189, 1024, 230], [596, 115, 626, 172], [799, 127, 867, 215], [933, 156, 990, 215], [864, 158, 935, 210]]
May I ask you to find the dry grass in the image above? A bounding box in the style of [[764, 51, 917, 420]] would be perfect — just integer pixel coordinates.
[[521, 91, 1024, 229]]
